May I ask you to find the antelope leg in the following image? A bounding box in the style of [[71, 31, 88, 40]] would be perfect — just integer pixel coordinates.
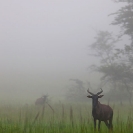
[[104, 120, 109, 128], [98, 120, 101, 131], [46, 102, 54, 113], [94, 118, 96, 130]]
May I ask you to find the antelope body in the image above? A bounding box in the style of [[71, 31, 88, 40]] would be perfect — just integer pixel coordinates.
[[87, 88, 113, 131], [35, 95, 48, 105]]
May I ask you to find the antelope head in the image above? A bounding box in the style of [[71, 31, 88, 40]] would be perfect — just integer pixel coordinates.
[[87, 88, 104, 108]]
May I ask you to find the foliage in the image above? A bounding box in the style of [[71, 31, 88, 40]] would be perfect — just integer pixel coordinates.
[[111, 0, 133, 39]]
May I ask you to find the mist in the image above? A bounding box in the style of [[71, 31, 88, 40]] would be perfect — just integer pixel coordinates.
[[0, 0, 125, 103]]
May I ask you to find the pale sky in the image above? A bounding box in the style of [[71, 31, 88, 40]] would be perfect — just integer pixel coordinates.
[[0, 0, 124, 102]]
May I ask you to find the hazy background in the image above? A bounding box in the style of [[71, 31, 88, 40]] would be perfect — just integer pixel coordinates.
[[0, 0, 125, 103]]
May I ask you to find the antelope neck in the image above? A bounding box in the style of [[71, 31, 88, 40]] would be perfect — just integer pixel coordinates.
[[92, 101, 100, 110]]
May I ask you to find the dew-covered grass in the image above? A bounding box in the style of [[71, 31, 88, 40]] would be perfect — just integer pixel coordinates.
[[0, 102, 132, 133]]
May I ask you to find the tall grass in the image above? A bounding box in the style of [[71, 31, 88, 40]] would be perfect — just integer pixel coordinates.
[[0, 103, 132, 133]]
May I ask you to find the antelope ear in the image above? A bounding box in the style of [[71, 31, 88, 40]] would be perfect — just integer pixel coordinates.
[[98, 95, 104, 98], [87, 95, 92, 98]]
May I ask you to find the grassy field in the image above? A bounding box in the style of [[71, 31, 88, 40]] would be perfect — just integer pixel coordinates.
[[0, 102, 132, 133]]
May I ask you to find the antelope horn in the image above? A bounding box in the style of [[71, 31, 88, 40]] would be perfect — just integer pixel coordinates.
[[87, 88, 94, 95], [97, 88, 103, 95]]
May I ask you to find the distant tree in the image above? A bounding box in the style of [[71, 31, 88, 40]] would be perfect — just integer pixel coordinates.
[[88, 0, 133, 104], [66, 79, 87, 102], [110, 0, 133, 104], [89, 30, 133, 104], [89, 30, 119, 82]]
